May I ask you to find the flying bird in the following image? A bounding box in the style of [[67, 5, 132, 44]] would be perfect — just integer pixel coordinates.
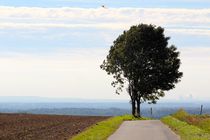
[[101, 5, 108, 9]]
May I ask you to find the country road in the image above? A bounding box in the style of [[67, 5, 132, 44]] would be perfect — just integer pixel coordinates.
[[108, 120, 180, 140]]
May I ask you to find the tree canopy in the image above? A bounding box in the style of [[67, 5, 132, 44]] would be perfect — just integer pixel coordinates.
[[100, 24, 183, 117]]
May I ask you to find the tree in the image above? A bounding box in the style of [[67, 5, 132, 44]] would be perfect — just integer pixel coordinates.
[[100, 24, 183, 117]]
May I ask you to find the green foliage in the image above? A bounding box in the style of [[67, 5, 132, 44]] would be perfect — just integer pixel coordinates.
[[101, 23, 183, 104], [161, 116, 210, 140], [71, 115, 149, 140]]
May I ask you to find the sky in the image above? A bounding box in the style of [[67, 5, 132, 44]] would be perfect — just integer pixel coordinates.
[[0, 0, 209, 102]]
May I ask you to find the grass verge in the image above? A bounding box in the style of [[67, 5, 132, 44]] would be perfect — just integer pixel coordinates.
[[161, 116, 210, 140], [171, 109, 210, 133], [71, 115, 148, 140]]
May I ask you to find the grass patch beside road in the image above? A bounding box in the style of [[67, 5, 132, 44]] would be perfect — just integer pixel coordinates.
[[71, 115, 148, 140], [162, 115, 210, 140], [172, 109, 210, 134]]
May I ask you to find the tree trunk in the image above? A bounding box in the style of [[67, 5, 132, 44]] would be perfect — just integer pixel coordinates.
[[131, 99, 136, 117], [136, 99, 141, 118]]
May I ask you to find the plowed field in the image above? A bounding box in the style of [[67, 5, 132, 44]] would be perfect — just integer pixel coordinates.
[[0, 113, 109, 140]]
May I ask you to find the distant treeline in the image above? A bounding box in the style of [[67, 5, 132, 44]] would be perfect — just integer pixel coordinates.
[[1, 106, 210, 118]]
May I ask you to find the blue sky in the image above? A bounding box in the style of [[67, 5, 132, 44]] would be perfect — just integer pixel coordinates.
[[1, 0, 210, 8], [0, 0, 209, 101]]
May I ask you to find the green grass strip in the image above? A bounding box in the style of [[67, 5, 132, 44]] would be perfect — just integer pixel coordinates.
[[171, 109, 210, 134], [161, 116, 210, 140], [71, 115, 148, 140]]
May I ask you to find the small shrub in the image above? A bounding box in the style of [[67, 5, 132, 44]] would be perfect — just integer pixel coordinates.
[[172, 108, 189, 121]]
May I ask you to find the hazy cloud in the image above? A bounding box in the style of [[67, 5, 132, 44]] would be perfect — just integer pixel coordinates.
[[0, 7, 210, 35], [0, 47, 209, 100]]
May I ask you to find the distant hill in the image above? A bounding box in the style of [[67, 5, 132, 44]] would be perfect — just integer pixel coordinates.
[[1, 102, 210, 118], [0, 96, 209, 104], [0, 96, 210, 118]]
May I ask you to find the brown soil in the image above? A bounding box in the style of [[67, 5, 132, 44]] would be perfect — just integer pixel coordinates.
[[0, 113, 109, 140]]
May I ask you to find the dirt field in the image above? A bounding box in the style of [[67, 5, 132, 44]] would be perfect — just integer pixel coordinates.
[[0, 113, 109, 140]]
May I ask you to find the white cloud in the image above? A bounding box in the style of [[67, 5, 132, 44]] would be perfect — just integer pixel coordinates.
[[0, 22, 131, 30], [0, 6, 210, 35], [167, 28, 210, 36]]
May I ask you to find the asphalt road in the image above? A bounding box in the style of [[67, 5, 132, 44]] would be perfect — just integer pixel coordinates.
[[108, 120, 180, 140]]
